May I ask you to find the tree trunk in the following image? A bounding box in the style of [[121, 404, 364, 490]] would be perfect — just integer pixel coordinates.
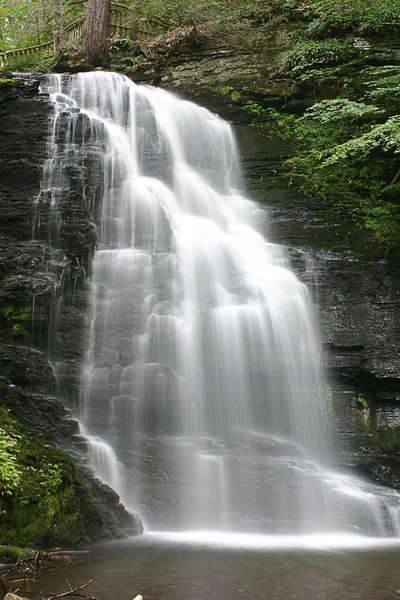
[[83, 0, 111, 66]]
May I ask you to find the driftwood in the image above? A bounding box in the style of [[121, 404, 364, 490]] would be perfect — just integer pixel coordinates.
[[43, 579, 143, 600], [1, 570, 143, 600], [0, 577, 8, 597], [391, 167, 400, 185], [44, 579, 97, 600], [4, 594, 28, 600]]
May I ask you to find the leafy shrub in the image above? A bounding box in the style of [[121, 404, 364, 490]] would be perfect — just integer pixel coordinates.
[[243, 102, 296, 140], [292, 99, 384, 151], [246, 95, 400, 254], [0, 426, 22, 501], [306, 0, 400, 38], [1, 305, 31, 343], [302, 98, 383, 125], [0, 408, 103, 546], [108, 38, 131, 51], [320, 116, 400, 166], [285, 40, 359, 73], [364, 72, 400, 115], [287, 115, 400, 253]]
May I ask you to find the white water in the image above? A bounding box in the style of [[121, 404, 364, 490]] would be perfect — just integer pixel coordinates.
[[41, 72, 400, 537], [144, 531, 400, 551]]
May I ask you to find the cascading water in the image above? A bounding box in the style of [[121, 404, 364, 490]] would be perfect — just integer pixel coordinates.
[[41, 72, 400, 538]]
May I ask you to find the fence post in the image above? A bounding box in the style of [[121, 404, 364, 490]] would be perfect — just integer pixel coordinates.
[[54, 31, 61, 52]]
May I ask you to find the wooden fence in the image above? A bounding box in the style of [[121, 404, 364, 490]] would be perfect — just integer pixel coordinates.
[[0, 3, 167, 66], [0, 40, 55, 64]]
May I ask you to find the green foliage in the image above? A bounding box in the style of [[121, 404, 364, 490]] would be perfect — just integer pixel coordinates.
[[0, 408, 103, 547], [0, 0, 63, 52], [246, 95, 400, 255], [293, 99, 384, 150], [0, 424, 22, 501], [0, 77, 17, 85], [364, 70, 400, 116], [243, 103, 296, 140], [243, 101, 266, 117], [320, 117, 400, 166], [302, 98, 383, 125], [286, 112, 400, 253], [137, 0, 234, 28], [356, 393, 366, 406], [1, 304, 31, 343], [1, 54, 41, 72], [231, 90, 241, 101], [108, 37, 131, 51], [0, 545, 33, 562], [305, 0, 400, 38], [285, 39, 359, 73], [211, 85, 234, 97]]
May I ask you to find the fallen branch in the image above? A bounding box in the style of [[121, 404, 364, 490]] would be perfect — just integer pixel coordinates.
[[0, 576, 8, 597], [44, 579, 99, 600], [391, 167, 400, 185]]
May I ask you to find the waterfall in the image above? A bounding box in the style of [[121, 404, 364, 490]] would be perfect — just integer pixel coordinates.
[[41, 72, 400, 536]]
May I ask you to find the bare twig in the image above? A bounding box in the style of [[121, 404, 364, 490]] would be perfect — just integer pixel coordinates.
[[0, 575, 8, 597], [391, 167, 400, 185], [65, 580, 73, 592], [45, 579, 97, 600]]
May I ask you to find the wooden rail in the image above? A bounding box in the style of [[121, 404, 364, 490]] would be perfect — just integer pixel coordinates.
[[64, 16, 86, 47], [0, 3, 169, 65], [0, 40, 55, 63]]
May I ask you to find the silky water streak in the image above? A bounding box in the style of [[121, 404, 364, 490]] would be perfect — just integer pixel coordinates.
[[41, 72, 400, 536]]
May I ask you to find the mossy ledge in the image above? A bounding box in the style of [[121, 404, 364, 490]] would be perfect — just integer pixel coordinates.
[[0, 545, 33, 564]]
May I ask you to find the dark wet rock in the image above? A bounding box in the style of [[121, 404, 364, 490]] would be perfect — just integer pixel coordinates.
[[0, 75, 143, 541], [1, 62, 400, 505], [233, 122, 400, 392], [0, 376, 78, 441], [124, 24, 300, 109], [0, 344, 57, 392], [232, 122, 400, 484], [0, 376, 144, 539], [367, 460, 400, 490], [78, 469, 144, 537], [0, 75, 50, 241]]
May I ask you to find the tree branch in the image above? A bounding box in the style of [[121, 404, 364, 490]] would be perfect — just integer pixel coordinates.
[[44, 579, 98, 600], [391, 167, 400, 185], [0, 576, 8, 598]]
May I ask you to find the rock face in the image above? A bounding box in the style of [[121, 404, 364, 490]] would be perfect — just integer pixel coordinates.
[[234, 122, 400, 486], [0, 75, 143, 543], [1, 65, 400, 519]]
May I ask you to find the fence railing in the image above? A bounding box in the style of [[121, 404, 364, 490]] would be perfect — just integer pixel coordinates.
[[0, 40, 55, 63], [0, 3, 169, 65]]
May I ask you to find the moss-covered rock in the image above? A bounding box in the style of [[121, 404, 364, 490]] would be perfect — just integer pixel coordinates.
[[0, 545, 33, 564], [0, 408, 104, 547]]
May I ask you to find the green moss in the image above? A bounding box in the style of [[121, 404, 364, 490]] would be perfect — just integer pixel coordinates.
[[0, 304, 31, 343], [245, 93, 400, 256], [357, 393, 366, 406], [0, 78, 18, 86], [374, 427, 400, 456], [0, 545, 33, 562], [0, 409, 103, 548], [305, 0, 400, 38]]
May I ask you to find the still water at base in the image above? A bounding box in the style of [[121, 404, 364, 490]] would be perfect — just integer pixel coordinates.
[[27, 534, 400, 600]]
